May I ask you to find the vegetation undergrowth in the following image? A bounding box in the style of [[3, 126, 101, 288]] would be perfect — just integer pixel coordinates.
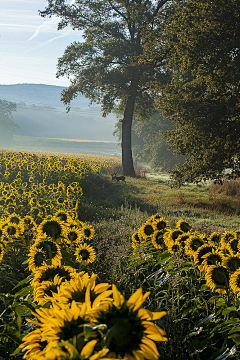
[[0, 150, 240, 359]]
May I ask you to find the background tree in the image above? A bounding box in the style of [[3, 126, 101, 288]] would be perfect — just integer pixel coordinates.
[[40, 0, 172, 176], [155, 0, 240, 185], [0, 100, 18, 146]]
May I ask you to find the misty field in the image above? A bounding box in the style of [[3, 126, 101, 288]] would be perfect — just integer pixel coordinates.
[[11, 135, 121, 157], [0, 150, 240, 359]]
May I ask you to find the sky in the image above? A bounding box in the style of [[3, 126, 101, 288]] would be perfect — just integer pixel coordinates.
[[0, 0, 82, 86]]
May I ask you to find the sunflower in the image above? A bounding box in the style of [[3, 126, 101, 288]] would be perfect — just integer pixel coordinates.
[[208, 232, 221, 245], [153, 217, 169, 231], [23, 215, 37, 229], [43, 340, 109, 360], [54, 209, 70, 222], [205, 265, 229, 294], [168, 240, 182, 255], [65, 227, 83, 245], [93, 285, 167, 360], [202, 251, 224, 270], [222, 255, 240, 273], [28, 237, 62, 272], [19, 328, 48, 360], [34, 275, 66, 305], [230, 269, 240, 294], [152, 230, 165, 249], [148, 213, 162, 222], [139, 222, 155, 240], [131, 231, 142, 249], [167, 229, 183, 243], [82, 225, 95, 241], [39, 218, 64, 241], [75, 243, 96, 266], [50, 272, 112, 307], [177, 232, 191, 247], [228, 238, 240, 254], [176, 219, 192, 233], [185, 233, 206, 256], [0, 243, 6, 263], [3, 222, 21, 241], [33, 301, 91, 346], [220, 231, 235, 247], [31, 264, 78, 290], [194, 244, 218, 271]]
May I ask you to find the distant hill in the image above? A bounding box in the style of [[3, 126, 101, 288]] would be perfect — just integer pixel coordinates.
[[0, 84, 90, 108], [0, 84, 118, 142]]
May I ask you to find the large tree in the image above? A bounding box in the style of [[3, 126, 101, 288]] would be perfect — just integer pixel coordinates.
[[40, 0, 171, 176], [114, 112, 186, 170], [0, 99, 18, 146], [156, 0, 240, 185]]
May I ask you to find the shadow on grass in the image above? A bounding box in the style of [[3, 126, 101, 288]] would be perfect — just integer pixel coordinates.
[[78, 172, 159, 222]]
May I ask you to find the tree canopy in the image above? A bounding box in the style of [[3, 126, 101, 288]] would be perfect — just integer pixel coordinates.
[[40, 0, 172, 176], [156, 0, 240, 185], [0, 99, 18, 146]]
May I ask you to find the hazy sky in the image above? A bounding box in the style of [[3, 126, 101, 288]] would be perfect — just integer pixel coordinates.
[[0, 0, 82, 86]]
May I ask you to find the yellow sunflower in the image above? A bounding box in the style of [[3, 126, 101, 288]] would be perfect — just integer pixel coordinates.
[[185, 233, 206, 256], [205, 265, 229, 294], [75, 243, 96, 266], [93, 285, 167, 360], [220, 231, 235, 247], [139, 222, 156, 240], [153, 217, 169, 231], [222, 254, 240, 273], [230, 269, 240, 294], [202, 250, 224, 270], [176, 219, 192, 233], [82, 225, 95, 241], [34, 275, 64, 305], [208, 232, 221, 245], [31, 264, 78, 291], [131, 231, 142, 249], [152, 230, 165, 249], [19, 328, 48, 360], [50, 272, 112, 308], [28, 237, 62, 272], [193, 244, 218, 271], [168, 240, 182, 255], [65, 226, 83, 245]]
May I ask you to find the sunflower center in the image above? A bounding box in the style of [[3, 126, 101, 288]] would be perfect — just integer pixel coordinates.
[[42, 221, 61, 240], [83, 228, 91, 238], [156, 221, 167, 230], [57, 317, 85, 341], [97, 304, 145, 357], [80, 250, 90, 260], [190, 238, 204, 252], [144, 225, 154, 236], [7, 226, 16, 236], [212, 267, 229, 287], [155, 233, 164, 245]]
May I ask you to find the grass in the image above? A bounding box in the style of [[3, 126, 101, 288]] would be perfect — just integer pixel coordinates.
[[79, 172, 240, 231]]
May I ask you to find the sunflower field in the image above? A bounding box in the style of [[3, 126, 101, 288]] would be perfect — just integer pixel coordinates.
[[0, 150, 240, 359]]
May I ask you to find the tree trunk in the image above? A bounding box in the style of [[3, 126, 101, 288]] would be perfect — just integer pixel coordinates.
[[122, 92, 137, 177]]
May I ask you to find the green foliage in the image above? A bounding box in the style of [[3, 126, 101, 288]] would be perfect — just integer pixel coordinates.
[[0, 100, 18, 146], [157, 0, 240, 185]]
